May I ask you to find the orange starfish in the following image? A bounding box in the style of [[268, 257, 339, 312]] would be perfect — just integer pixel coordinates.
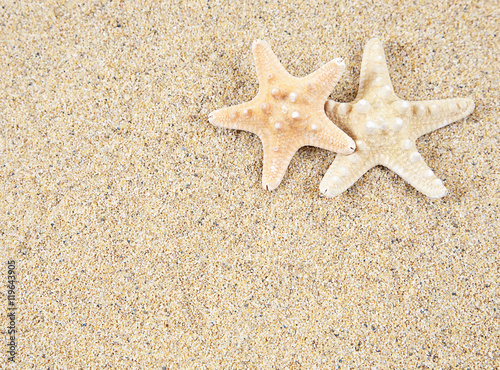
[[209, 40, 355, 190]]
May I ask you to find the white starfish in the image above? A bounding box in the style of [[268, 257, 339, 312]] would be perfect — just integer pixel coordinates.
[[321, 38, 475, 198]]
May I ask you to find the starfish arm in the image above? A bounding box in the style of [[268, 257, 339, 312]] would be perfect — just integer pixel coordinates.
[[319, 152, 375, 197], [261, 139, 298, 190], [380, 146, 448, 198], [407, 98, 475, 137], [208, 102, 262, 135], [252, 40, 290, 86], [357, 38, 394, 98], [305, 59, 346, 102], [325, 100, 354, 131], [304, 113, 356, 154]]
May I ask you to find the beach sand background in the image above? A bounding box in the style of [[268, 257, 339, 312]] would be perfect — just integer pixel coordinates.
[[1, 0, 499, 368]]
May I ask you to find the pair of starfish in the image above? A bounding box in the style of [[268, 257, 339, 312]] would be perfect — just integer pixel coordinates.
[[209, 39, 474, 198]]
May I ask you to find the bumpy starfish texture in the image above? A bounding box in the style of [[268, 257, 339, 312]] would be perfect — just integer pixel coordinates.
[[321, 38, 474, 198], [209, 40, 355, 190]]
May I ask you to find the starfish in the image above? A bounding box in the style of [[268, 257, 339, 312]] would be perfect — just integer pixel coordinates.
[[320, 38, 474, 198], [209, 40, 355, 190]]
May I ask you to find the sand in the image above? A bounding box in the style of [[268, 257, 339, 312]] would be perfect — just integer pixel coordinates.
[[1, 0, 499, 368]]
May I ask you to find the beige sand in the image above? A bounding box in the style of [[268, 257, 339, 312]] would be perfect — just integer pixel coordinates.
[[1, 0, 498, 368]]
